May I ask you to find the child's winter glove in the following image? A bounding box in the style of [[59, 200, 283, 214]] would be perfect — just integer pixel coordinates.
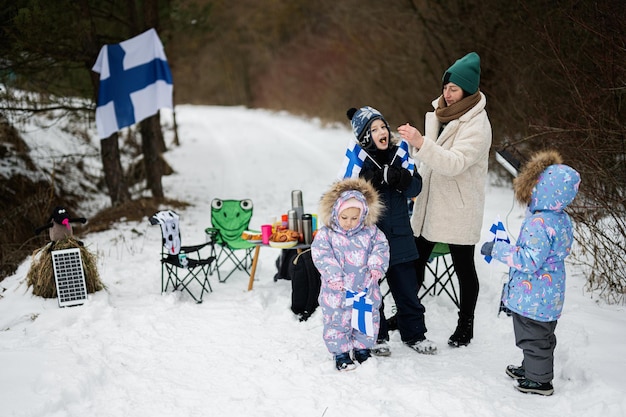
[[362, 168, 384, 186], [480, 241, 494, 256], [383, 165, 412, 191], [327, 280, 344, 291]]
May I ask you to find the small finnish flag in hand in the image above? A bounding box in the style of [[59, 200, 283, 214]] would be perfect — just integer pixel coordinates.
[[345, 290, 374, 337], [396, 139, 415, 174], [484, 216, 510, 263], [338, 140, 368, 180]]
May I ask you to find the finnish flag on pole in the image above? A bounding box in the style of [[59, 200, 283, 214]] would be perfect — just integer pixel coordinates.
[[484, 216, 510, 263], [345, 290, 374, 337], [337, 139, 369, 180], [395, 139, 416, 174], [92, 28, 173, 139]]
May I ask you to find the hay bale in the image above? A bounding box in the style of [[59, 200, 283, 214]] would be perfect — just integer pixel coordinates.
[[26, 236, 105, 299]]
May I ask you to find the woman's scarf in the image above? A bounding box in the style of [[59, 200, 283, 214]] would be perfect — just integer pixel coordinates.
[[435, 90, 481, 123]]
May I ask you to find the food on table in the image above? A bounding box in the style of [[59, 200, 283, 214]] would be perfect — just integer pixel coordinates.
[[241, 231, 262, 241], [270, 229, 299, 242]]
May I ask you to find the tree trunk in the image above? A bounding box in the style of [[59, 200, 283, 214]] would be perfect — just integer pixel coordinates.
[[171, 88, 180, 147], [100, 132, 131, 206], [137, 0, 166, 199], [76, 0, 132, 208], [140, 113, 164, 199]]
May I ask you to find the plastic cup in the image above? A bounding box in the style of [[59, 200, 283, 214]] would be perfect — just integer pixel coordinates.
[[261, 224, 273, 245]]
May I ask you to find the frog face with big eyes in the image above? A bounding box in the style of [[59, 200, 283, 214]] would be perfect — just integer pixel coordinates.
[[211, 198, 254, 241]]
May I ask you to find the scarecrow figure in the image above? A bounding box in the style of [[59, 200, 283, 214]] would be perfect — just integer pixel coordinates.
[[27, 206, 104, 299]]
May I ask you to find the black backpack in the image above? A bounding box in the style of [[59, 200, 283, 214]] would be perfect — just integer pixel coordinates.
[[290, 249, 321, 321], [273, 249, 298, 281]]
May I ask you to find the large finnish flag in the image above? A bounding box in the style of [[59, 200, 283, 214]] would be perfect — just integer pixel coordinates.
[[92, 28, 173, 139]]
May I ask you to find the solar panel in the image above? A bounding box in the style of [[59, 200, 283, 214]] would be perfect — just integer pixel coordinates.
[[51, 248, 88, 307]]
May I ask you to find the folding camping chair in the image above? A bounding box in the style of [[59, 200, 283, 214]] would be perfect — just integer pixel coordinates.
[[419, 242, 460, 308], [204, 198, 258, 283], [150, 210, 215, 303]]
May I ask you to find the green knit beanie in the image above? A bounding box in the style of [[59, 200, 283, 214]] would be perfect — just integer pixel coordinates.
[[443, 52, 481, 94]]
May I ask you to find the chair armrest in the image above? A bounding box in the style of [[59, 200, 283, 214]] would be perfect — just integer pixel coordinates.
[[205, 227, 220, 242], [181, 241, 212, 254]]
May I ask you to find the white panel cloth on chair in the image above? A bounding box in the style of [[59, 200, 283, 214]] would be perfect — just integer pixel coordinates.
[[152, 210, 181, 255]]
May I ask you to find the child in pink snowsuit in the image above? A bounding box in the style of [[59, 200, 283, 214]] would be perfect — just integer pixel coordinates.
[[311, 177, 390, 371]]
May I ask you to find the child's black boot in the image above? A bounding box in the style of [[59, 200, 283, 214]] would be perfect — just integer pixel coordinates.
[[334, 352, 356, 371], [353, 348, 371, 364], [505, 365, 525, 380], [515, 378, 554, 396]]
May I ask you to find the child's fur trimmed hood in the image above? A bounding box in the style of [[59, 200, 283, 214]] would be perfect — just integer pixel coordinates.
[[513, 149, 565, 206], [318, 177, 384, 228]]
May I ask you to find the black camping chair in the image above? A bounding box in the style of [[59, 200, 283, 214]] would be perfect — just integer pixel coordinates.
[[418, 242, 460, 308], [150, 210, 216, 303]]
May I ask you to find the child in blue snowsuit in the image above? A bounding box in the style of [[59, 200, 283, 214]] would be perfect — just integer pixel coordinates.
[[311, 177, 390, 371], [481, 149, 581, 396]]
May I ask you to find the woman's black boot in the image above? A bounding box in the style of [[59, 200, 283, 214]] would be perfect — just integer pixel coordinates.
[[448, 314, 474, 347]]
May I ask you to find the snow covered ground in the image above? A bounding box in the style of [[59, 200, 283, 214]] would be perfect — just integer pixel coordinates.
[[1, 105, 625, 417]]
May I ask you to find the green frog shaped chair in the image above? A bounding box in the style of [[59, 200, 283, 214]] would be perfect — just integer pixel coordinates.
[[205, 198, 258, 283]]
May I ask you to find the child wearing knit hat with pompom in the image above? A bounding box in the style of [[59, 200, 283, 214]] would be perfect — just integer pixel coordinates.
[[345, 105, 437, 356]]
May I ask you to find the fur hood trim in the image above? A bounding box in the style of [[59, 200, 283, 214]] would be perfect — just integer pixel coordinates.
[[514, 149, 563, 206], [514, 149, 580, 211], [317, 177, 383, 228]]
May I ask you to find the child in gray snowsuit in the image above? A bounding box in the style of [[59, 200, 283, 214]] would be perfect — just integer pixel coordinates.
[[481, 149, 581, 396], [311, 177, 390, 371]]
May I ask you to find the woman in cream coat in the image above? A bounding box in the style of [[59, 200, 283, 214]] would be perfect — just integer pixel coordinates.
[[398, 52, 492, 348]]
